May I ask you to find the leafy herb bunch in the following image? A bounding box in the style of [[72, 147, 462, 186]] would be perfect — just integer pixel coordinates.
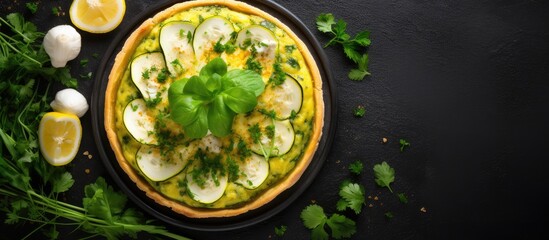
[[169, 57, 265, 139], [0, 13, 187, 240]]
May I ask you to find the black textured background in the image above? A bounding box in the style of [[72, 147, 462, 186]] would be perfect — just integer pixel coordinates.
[[2, 0, 549, 239]]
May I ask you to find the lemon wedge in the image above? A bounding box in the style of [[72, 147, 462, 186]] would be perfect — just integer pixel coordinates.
[[38, 112, 82, 166], [69, 0, 126, 33]]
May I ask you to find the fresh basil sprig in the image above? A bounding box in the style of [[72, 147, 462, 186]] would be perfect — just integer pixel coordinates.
[[168, 57, 265, 139]]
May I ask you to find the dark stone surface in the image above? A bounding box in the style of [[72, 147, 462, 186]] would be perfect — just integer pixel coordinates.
[[1, 0, 548, 239]]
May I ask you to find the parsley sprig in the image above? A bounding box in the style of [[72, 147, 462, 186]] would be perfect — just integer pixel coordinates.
[[0, 13, 187, 239], [373, 161, 395, 193], [316, 13, 371, 81]]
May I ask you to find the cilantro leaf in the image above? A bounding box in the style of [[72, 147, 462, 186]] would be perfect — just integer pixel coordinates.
[[301, 204, 327, 229], [400, 138, 410, 152], [327, 213, 356, 239], [348, 160, 363, 175], [338, 182, 365, 214], [51, 172, 74, 193], [398, 193, 409, 204], [316, 13, 335, 33], [301, 204, 357, 240], [348, 54, 370, 81], [385, 211, 394, 219], [274, 225, 287, 237], [373, 161, 395, 193], [353, 105, 366, 118], [26, 2, 39, 14]]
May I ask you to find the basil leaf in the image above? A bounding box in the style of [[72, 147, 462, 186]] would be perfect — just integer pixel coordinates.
[[200, 57, 227, 77], [168, 78, 188, 104], [185, 106, 209, 139], [225, 69, 265, 96], [208, 96, 236, 137], [206, 73, 222, 93], [170, 94, 202, 126], [223, 87, 257, 113], [184, 76, 211, 98]]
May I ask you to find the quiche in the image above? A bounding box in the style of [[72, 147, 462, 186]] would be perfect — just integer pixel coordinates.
[[104, 0, 323, 218]]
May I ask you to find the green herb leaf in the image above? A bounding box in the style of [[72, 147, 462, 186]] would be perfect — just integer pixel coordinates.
[[353, 105, 366, 118], [51, 172, 74, 193], [225, 69, 265, 96], [223, 87, 257, 113], [26, 2, 39, 14], [398, 193, 408, 204], [274, 225, 287, 237], [316, 13, 371, 81], [316, 13, 335, 33], [349, 160, 364, 175], [327, 213, 356, 239], [373, 161, 395, 193], [338, 182, 365, 214], [208, 97, 235, 136], [399, 138, 410, 152], [301, 204, 327, 229]]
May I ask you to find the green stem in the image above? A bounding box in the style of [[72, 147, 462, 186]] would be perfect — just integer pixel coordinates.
[[0, 32, 42, 66]]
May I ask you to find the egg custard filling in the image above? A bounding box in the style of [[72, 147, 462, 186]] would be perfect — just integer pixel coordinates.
[[105, 0, 323, 218]]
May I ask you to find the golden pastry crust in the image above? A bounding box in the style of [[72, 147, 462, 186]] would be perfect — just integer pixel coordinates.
[[105, 0, 324, 218]]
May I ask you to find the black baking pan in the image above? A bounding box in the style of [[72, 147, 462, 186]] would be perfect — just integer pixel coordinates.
[[90, 0, 337, 231]]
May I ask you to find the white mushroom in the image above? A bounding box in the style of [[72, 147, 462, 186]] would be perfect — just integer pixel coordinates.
[[50, 88, 89, 117], [43, 25, 81, 68]]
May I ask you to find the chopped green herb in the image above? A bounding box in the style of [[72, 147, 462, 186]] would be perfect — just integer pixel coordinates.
[[186, 31, 193, 43], [348, 160, 363, 175], [214, 39, 225, 53], [398, 193, 408, 204], [142, 69, 151, 79], [373, 161, 395, 193], [385, 212, 394, 219], [51, 6, 61, 16], [80, 59, 89, 67], [274, 225, 287, 237], [157, 68, 169, 83], [287, 57, 300, 69], [92, 53, 100, 59], [285, 44, 297, 53], [26, 2, 39, 14], [248, 123, 262, 144], [80, 72, 92, 80], [399, 139, 410, 152], [246, 56, 263, 74], [269, 60, 286, 86], [353, 105, 366, 117]]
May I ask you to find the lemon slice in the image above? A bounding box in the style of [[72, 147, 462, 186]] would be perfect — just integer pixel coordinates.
[[69, 0, 126, 33], [38, 112, 82, 166]]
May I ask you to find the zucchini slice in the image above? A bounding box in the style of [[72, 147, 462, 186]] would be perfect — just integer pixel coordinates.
[[123, 98, 157, 145], [130, 52, 169, 101], [235, 153, 269, 189], [186, 167, 228, 204], [251, 119, 295, 157], [259, 74, 303, 119], [136, 145, 188, 182], [235, 25, 278, 61], [192, 16, 234, 61], [159, 21, 196, 76]]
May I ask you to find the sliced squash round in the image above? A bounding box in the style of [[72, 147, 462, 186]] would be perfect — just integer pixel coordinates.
[[159, 21, 196, 76], [251, 119, 295, 157], [258, 74, 303, 119], [123, 98, 157, 145], [186, 167, 228, 204], [235, 153, 269, 189], [192, 16, 234, 62], [235, 25, 278, 61], [136, 145, 188, 182], [130, 52, 169, 100]]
